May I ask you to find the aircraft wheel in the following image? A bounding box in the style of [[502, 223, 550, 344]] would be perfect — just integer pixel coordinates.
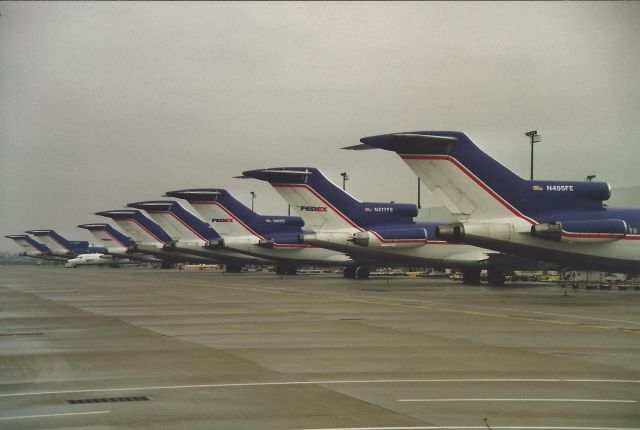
[[285, 266, 298, 276], [487, 268, 505, 286], [355, 266, 370, 280], [462, 268, 482, 285], [343, 266, 356, 279], [225, 263, 243, 273]]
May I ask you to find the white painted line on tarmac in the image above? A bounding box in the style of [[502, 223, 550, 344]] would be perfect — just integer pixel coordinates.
[[0, 378, 639, 398], [398, 398, 636, 403], [295, 427, 640, 430], [0, 410, 111, 421]]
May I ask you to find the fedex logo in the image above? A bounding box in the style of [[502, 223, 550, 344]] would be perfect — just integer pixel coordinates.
[[211, 218, 234, 223], [299, 206, 328, 212]]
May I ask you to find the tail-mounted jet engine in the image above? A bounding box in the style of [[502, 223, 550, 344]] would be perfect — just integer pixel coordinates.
[[349, 227, 428, 248], [531, 219, 629, 242]]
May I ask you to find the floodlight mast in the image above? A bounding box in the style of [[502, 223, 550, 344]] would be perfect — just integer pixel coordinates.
[[340, 172, 349, 191], [250, 191, 256, 211], [525, 130, 541, 180]]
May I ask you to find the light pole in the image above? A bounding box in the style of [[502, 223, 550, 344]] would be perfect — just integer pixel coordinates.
[[417, 178, 421, 209], [250, 191, 256, 211], [340, 172, 349, 191], [524, 130, 541, 180]]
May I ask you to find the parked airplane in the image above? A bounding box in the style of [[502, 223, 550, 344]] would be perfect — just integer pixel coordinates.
[[354, 131, 640, 274], [164, 188, 353, 274], [64, 253, 132, 268], [4, 234, 67, 262], [78, 223, 158, 264], [240, 167, 541, 283], [95, 210, 214, 267], [126, 201, 272, 271], [25, 229, 105, 258]]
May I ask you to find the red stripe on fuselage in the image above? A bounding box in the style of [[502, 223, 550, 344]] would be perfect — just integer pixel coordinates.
[[561, 231, 627, 240]]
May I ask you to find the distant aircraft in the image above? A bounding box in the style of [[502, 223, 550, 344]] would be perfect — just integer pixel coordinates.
[[64, 253, 132, 268], [25, 229, 105, 258], [4, 234, 67, 262], [95, 210, 215, 268], [354, 131, 640, 274], [126, 201, 272, 272], [164, 188, 354, 274], [240, 167, 543, 283]]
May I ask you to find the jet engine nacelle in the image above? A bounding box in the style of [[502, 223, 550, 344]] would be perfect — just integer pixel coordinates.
[[350, 227, 427, 248], [299, 231, 352, 246], [531, 219, 628, 242], [436, 222, 514, 243]]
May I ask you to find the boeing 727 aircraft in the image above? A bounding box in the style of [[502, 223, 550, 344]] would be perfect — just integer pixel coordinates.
[[354, 131, 640, 274], [126, 201, 272, 271], [25, 229, 105, 258], [95, 210, 215, 267], [241, 167, 543, 282], [4, 234, 67, 262], [78, 223, 158, 264], [164, 188, 353, 274]]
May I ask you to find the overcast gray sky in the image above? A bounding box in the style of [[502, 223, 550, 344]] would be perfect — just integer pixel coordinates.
[[1, 2, 639, 252]]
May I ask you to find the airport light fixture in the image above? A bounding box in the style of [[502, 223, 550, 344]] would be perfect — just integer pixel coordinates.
[[250, 191, 256, 211], [586, 174, 596, 182], [340, 172, 349, 191], [417, 178, 421, 209], [524, 130, 541, 180]]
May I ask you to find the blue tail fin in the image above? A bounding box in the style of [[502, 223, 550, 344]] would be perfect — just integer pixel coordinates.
[[127, 201, 220, 244], [25, 230, 83, 253], [165, 188, 304, 239], [78, 223, 135, 249], [5, 234, 50, 253], [241, 167, 417, 230], [95, 210, 173, 245], [358, 132, 611, 222]]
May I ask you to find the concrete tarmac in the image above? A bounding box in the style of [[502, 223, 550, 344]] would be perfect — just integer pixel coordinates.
[[0, 265, 639, 429]]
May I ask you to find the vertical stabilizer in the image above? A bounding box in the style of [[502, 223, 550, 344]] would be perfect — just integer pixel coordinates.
[[126, 201, 219, 245], [78, 224, 134, 252], [5, 234, 49, 254], [357, 132, 611, 223], [95, 210, 171, 247]]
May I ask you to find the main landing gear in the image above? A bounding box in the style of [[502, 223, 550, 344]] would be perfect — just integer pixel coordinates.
[[225, 263, 243, 273], [343, 265, 370, 280], [275, 265, 298, 276], [462, 268, 505, 285]]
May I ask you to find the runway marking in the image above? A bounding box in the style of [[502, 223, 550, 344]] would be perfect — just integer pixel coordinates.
[[295, 427, 640, 430], [0, 410, 111, 420], [398, 398, 636, 403], [1, 378, 638, 398], [196, 281, 640, 335]]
